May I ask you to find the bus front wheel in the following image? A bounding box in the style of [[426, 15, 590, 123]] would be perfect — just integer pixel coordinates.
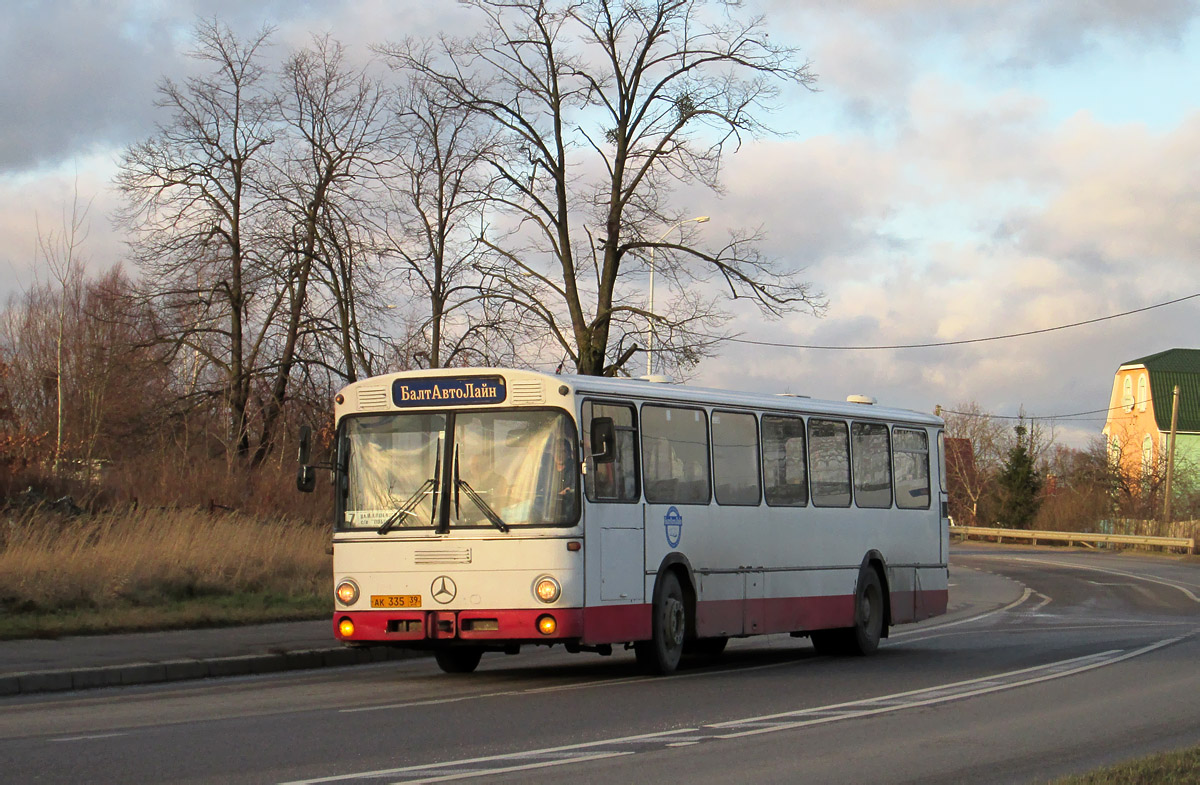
[[635, 571, 687, 675], [435, 647, 484, 674]]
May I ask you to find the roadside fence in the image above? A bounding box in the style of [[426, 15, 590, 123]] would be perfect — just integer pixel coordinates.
[[951, 523, 1196, 555]]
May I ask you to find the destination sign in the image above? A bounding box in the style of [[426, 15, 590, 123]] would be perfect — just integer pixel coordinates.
[[392, 376, 507, 408]]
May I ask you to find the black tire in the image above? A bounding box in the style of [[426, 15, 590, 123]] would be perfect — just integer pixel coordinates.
[[684, 636, 728, 660], [434, 647, 484, 674], [808, 628, 843, 656], [634, 571, 688, 674], [810, 568, 885, 657]]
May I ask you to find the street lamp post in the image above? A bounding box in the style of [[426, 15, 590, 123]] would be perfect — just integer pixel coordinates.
[[647, 216, 709, 376]]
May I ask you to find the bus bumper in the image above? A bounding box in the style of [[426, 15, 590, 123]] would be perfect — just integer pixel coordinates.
[[333, 608, 584, 643]]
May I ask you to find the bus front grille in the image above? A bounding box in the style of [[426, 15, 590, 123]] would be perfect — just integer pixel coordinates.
[[414, 548, 473, 564]]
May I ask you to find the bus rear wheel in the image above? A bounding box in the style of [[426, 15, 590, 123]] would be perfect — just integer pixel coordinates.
[[435, 647, 484, 674], [635, 571, 687, 675], [811, 568, 884, 656]]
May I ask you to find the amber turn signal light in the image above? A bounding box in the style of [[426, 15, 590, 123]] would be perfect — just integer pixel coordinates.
[[536, 615, 557, 635]]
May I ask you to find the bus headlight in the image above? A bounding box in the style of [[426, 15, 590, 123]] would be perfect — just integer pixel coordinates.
[[534, 575, 561, 603], [336, 579, 359, 606]]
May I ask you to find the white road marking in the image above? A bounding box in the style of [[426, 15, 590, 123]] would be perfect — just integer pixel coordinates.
[[1000, 556, 1200, 603], [1030, 592, 1053, 612], [710, 638, 1183, 738], [890, 587, 1035, 638], [50, 732, 126, 742], [279, 727, 698, 784], [342, 659, 794, 714], [390, 750, 634, 784], [339, 690, 520, 712], [286, 636, 1188, 785]]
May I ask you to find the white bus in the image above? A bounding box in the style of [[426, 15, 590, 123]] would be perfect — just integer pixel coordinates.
[[297, 367, 949, 674]]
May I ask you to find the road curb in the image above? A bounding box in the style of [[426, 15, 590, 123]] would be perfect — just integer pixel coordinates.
[[0, 646, 425, 697]]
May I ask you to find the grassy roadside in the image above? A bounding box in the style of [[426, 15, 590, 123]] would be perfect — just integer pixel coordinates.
[[0, 505, 331, 640], [0, 592, 330, 640], [1049, 745, 1200, 784]]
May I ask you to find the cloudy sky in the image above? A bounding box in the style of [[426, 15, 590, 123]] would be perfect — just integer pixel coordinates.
[[2, 1, 1198, 448]]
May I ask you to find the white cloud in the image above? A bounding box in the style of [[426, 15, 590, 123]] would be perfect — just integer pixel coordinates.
[[718, 135, 901, 265], [1018, 111, 1200, 269], [694, 74, 1200, 447], [0, 158, 127, 299]]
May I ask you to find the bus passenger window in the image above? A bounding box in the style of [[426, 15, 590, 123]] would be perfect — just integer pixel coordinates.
[[582, 401, 640, 502], [851, 422, 892, 509], [641, 405, 710, 505], [712, 411, 761, 505], [893, 428, 931, 509], [808, 419, 851, 507], [762, 415, 807, 507]]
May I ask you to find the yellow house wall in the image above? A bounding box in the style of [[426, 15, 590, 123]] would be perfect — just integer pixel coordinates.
[[1102, 366, 1161, 476]]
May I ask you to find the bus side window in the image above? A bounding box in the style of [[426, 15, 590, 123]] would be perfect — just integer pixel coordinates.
[[712, 411, 761, 505], [851, 422, 892, 509], [763, 415, 807, 507], [582, 401, 640, 502], [894, 428, 931, 509], [641, 405, 710, 505], [809, 418, 851, 507]]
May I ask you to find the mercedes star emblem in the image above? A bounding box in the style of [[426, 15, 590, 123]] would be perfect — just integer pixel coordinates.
[[431, 576, 457, 604]]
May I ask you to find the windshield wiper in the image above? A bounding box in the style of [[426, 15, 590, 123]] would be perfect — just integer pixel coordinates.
[[377, 478, 435, 535], [451, 444, 508, 533], [457, 479, 510, 533]]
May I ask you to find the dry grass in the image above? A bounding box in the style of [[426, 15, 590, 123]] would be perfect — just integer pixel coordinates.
[[0, 504, 331, 638], [1049, 745, 1200, 784]]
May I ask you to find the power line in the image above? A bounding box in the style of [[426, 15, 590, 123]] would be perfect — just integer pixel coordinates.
[[726, 292, 1200, 351], [941, 401, 1141, 422]]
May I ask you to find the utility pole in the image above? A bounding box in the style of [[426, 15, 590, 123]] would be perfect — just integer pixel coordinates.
[[1162, 384, 1180, 524]]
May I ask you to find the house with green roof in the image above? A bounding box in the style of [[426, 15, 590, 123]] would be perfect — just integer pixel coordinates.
[[1102, 348, 1200, 478]]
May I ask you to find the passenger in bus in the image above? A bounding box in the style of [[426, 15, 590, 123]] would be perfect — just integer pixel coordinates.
[[541, 437, 577, 520], [462, 454, 511, 519]]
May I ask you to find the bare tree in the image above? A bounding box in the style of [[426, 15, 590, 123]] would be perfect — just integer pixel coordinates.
[[941, 401, 1008, 525], [34, 186, 91, 474], [382, 0, 821, 376], [381, 77, 519, 370], [254, 35, 396, 463], [116, 20, 279, 460]]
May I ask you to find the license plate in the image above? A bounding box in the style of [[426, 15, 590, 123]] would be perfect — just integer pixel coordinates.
[[370, 594, 422, 608]]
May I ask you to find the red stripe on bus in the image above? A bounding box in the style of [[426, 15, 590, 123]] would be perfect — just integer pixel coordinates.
[[333, 609, 584, 642], [333, 588, 948, 645], [693, 594, 855, 638], [581, 604, 651, 643]]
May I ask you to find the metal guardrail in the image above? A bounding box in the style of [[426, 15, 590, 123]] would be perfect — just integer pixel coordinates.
[[951, 525, 1195, 555]]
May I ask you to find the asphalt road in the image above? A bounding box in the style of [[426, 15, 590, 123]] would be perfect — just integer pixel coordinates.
[[1, 544, 1197, 785]]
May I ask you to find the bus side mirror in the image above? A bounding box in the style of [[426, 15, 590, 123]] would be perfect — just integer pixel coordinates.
[[298, 425, 312, 465], [297, 425, 315, 492], [590, 417, 616, 464]]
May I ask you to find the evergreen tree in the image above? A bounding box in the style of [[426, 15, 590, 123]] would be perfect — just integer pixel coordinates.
[[997, 426, 1043, 528]]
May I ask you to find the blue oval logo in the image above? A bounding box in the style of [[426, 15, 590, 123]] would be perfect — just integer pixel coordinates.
[[664, 507, 683, 548]]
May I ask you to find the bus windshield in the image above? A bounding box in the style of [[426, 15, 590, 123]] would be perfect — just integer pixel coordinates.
[[340, 409, 579, 531]]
